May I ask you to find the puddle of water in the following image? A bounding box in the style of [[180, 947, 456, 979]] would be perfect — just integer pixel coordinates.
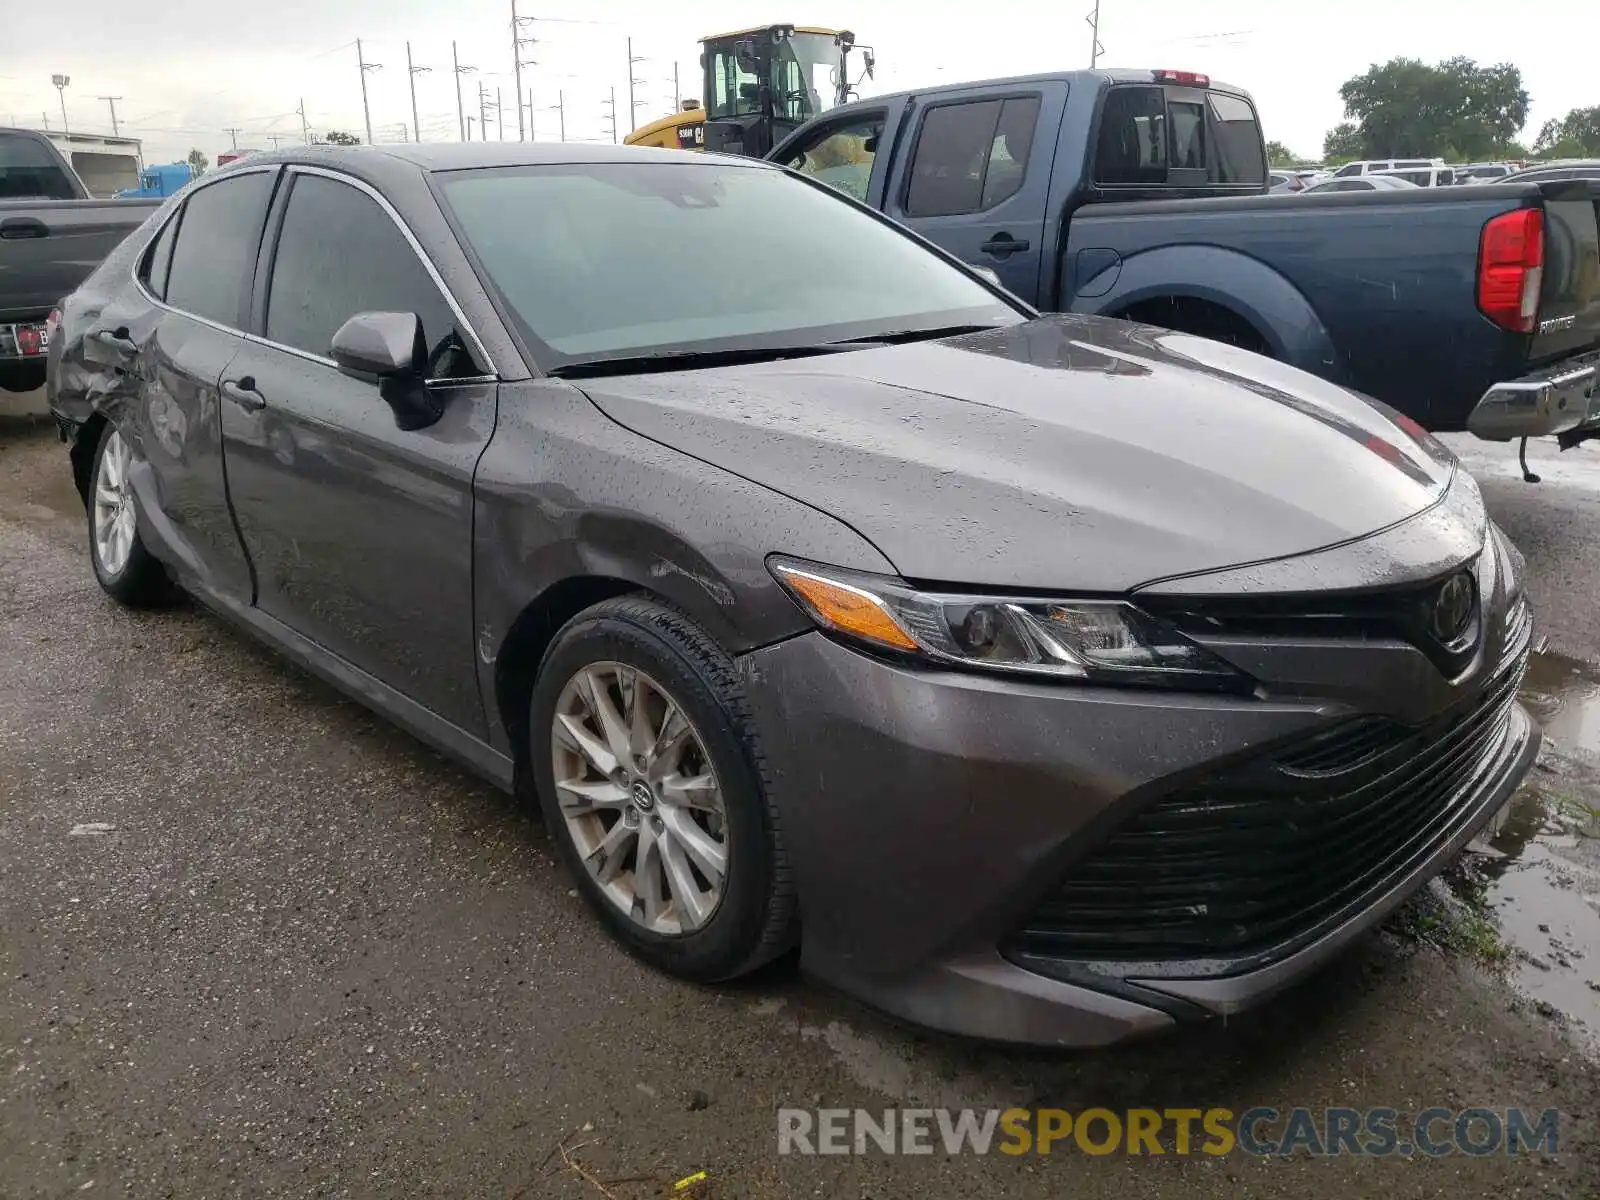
[[1464, 785, 1600, 1051], [1520, 649, 1600, 760]]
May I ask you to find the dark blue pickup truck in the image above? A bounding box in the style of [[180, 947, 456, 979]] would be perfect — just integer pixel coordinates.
[[770, 69, 1600, 452]]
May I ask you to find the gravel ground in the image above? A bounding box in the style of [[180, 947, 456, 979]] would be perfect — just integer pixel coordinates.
[[3, 417, 1599, 1199]]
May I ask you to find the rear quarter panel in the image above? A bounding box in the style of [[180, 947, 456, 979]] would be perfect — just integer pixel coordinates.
[[1063, 188, 1539, 429]]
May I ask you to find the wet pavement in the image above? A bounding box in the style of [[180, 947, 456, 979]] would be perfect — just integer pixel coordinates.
[[4, 417, 1600, 1198]]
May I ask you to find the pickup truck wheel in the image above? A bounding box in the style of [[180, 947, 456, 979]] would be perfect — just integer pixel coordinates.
[[87, 424, 174, 608], [529, 596, 796, 982]]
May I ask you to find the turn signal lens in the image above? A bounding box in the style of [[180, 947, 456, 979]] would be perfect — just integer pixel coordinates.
[[771, 564, 918, 651]]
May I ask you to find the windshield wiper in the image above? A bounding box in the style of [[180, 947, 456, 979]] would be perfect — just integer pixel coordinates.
[[834, 324, 1004, 345], [549, 343, 866, 379]]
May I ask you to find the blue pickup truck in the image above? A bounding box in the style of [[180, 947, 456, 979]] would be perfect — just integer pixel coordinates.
[[770, 69, 1600, 455]]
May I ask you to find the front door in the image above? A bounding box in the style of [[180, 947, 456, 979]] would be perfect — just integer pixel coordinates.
[[881, 82, 1066, 304], [219, 168, 497, 737]]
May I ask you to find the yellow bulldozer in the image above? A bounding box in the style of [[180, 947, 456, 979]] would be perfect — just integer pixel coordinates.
[[625, 24, 874, 158]]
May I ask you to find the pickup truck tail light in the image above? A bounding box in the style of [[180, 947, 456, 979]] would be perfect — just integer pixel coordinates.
[[1477, 208, 1544, 334]]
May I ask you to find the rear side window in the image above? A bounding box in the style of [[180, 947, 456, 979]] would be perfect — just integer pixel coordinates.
[[140, 213, 180, 300], [0, 132, 77, 200], [265, 173, 474, 377], [905, 96, 1042, 216], [1095, 86, 1167, 184], [164, 172, 274, 327]]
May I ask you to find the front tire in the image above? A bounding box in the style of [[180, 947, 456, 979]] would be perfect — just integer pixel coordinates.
[[87, 424, 173, 608], [530, 596, 796, 982]]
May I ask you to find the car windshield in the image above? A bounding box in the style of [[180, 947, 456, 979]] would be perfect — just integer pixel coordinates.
[[437, 162, 1022, 366]]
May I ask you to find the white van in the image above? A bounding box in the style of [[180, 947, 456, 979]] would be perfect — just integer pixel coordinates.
[[1332, 158, 1444, 178], [1371, 165, 1457, 188]]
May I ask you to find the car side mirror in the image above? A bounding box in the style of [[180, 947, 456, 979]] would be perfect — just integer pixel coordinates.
[[329, 311, 443, 431]]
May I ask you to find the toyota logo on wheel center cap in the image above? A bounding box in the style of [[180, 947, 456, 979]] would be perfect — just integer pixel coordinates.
[[630, 780, 656, 812]]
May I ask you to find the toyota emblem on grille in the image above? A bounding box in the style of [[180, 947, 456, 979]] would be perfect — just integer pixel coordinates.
[[1430, 572, 1477, 648]]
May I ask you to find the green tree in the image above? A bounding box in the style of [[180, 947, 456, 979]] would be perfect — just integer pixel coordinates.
[[1337, 56, 1529, 160], [186, 147, 209, 176], [1322, 122, 1363, 163], [322, 130, 361, 146], [1265, 140, 1300, 168], [1533, 105, 1600, 158]]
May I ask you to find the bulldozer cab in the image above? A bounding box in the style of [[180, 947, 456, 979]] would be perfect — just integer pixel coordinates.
[[700, 25, 867, 158]]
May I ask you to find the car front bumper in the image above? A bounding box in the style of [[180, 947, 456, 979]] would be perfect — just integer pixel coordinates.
[[740, 621, 1538, 1048], [1467, 348, 1600, 442]]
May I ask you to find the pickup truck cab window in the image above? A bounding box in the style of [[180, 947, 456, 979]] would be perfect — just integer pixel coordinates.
[[1094, 86, 1167, 184], [905, 96, 1042, 217], [1207, 92, 1265, 184], [781, 112, 885, 202], [162, 171, 275, 329], [0, 132, 77, 200], [263, 171, 477, 377]]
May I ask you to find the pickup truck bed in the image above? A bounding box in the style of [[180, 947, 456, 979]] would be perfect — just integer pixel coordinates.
[[771, 70, 1600, 444], [1, 128, 158, 391]]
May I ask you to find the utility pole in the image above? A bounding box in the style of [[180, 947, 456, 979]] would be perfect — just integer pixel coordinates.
[[627, 38, 647, 133], [224, 127, 241, 149], [97, 95, 122, 136], [406, 42, 430, 142], [673, 62, 680, 109], [452, 43, 475, 142], [477, 82, 495, 143], [602, 88, 617, 143], [297, 98, 311, 144], [466, 116, 475, 141], [550, 91, 565, 142], [497, 86, 504, 140], [1086, 0, 1104, 68], [266, 135, 286, 149], [357, 38, 382, 144], [50, 74, 70, 136], [511, 0, 524, 141]]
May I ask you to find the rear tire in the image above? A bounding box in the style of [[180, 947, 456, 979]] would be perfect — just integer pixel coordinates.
[[87, 423, 174, 608], [529, 596, 796, 982]]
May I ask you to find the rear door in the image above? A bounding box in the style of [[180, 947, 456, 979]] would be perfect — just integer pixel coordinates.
[[881, 82, 1067, 302], [220, 166, 496, 736], [98, 167, 275, 599]]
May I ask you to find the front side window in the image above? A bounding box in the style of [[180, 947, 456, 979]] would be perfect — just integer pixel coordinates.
[[1334, 162, 1362, 178], [265, 173, 474, 377], [783, 113, 883, 202], [437, 163, 1020, 365], [163, 172, 275, 327], [905, 96, 1041, 217]]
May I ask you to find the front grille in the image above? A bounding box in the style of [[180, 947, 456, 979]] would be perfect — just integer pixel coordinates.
[[1009, 639, 1530, 964]]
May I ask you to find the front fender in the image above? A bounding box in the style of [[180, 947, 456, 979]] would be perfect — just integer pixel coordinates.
[[1068, 244, 1338, 379], [472, 381, 896, 756]]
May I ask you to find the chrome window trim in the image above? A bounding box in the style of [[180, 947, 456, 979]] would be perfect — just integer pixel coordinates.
[[285, 164, 498, 377], [128, 161, 501, 384], [128, 164, 278, 340]]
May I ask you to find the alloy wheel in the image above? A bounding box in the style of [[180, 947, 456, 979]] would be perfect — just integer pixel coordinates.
[[551, 661, 729, 936], [93, 429, 137, 578]]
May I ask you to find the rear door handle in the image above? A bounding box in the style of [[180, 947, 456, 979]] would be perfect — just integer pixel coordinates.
[[92, 327, 139, 356], [222, 377, 266, 412], [979, 233, 1030, 257], [0, 216, 50, 239]]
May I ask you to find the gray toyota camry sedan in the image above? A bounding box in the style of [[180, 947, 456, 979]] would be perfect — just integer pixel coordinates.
[[47, 143, 1537, 1047]]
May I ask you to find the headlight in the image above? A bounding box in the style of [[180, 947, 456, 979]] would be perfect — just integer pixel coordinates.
[[769, 557, 1250, 690]]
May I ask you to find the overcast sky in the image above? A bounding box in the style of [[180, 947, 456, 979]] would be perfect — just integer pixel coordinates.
[[2, 0, 1590, 164]]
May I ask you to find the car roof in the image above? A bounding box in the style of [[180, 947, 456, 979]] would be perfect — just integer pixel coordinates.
[[221, 141, 776, 175], [814, 68, 1252, 120]]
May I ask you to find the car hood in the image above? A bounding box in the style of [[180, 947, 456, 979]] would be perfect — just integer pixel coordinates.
[[575, 315, 1456, 592]]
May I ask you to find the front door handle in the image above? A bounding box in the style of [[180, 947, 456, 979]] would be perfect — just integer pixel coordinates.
[[979, 233, 1030, 257], [0, 216, 50, 239], [222, 377, 266, 412]]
